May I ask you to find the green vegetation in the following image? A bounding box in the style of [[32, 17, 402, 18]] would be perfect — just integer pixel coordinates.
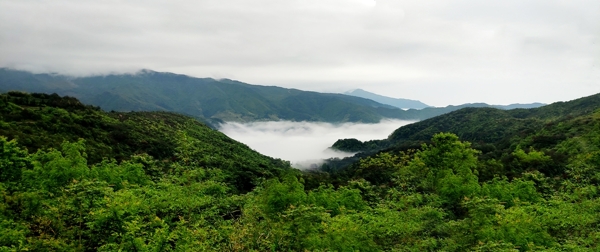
[[2, 91, 600, 251], [0, 69, 401, 123], [0, 92, 291, 192], [330, 93, 600, 179], [0, 68, 544, 124]]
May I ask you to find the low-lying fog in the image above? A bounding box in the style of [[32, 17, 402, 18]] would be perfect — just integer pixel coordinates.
[[218, 120, 414, 169]]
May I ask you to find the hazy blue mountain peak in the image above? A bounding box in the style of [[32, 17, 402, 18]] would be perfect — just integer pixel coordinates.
[[344, 88, 430, 109]]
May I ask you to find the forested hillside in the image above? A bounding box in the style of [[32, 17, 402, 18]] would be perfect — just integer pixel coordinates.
[[0, 68, 544, 124], [2, 91, 600, 250], [0, 92, 291, 192], [332, 93, 600, 158], [319, 92, 600, 250], [0, 69, 402, 123]]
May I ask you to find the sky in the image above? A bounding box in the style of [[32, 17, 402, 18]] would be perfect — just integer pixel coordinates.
[[1, 0, 599, 106], [218, 119, 414, 168]]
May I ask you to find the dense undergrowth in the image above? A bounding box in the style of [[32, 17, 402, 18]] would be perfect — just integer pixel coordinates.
[[1, 92, 600, 251]]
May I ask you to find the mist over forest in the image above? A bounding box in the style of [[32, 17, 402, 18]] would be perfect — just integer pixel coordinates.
[[2, 0, 600, 249], [218, 119, 414, 168], [3, 83, 600, 251]]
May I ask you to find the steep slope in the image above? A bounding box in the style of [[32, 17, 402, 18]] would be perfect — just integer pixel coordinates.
[[327, 92, 600, 181], [510, 93, 600, 119], [389, 93, 600, 144], [332, 93, 600, 153], [0, 91, 292, 191]]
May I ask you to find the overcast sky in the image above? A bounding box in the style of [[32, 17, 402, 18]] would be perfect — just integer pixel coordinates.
[[1, 0, 599, 106]]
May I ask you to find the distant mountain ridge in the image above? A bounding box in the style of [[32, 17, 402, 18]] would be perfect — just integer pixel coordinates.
[[327, 91, 600, 181], [0, 68, 402, 123], [331, 92, 600, 155], [0, 68, 546, 124], [344, 88, 429, 109], [345, 88, 545, 111]]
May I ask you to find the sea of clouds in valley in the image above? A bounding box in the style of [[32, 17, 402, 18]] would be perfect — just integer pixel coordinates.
[[218, 119, 414, 169]]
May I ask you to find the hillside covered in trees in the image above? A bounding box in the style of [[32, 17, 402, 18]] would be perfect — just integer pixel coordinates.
[[2, 91, 600, 250], [0, 69, 402, 124], [331, 93, 600, 173], [0, 68, 543, 125]]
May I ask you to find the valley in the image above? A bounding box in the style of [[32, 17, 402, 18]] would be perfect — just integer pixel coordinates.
[[2, 1, 598, 250], [1, 87, 600, 250], [218, 119, 414, 168]]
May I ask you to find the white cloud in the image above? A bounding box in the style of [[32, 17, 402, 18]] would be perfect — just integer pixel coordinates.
[[218, 120, 414, 169]]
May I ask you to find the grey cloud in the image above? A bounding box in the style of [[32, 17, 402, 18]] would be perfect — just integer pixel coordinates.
[[0, 0, 599, 106]]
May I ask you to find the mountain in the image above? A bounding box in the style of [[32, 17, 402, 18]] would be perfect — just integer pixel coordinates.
[[0, 91, 292, 192], [345, 88, 544, 113], [344, 88, 429, 109], [0, 68, 406, 123], [378, 101, 545, 122], [333, 92, 600, 154], [328, 92, 600, 180], [494, 102, 546, 110], [388, 92, 600, 145], [3, 91, 600, 250], [0, 68, 546, 125]]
